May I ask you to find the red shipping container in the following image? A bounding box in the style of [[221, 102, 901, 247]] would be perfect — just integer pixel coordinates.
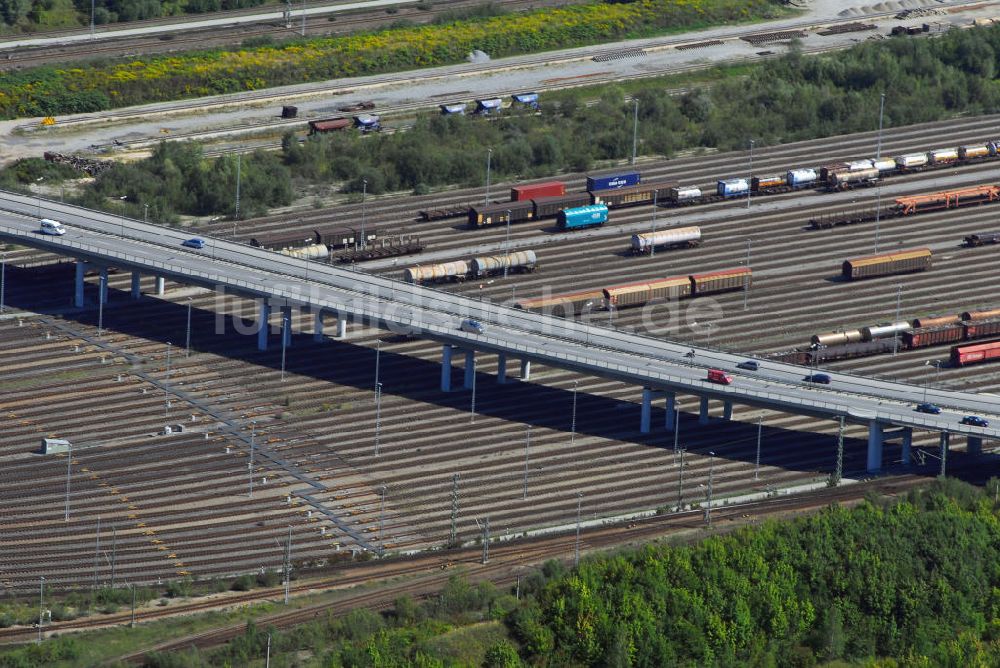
[[951, 339, 1000, 366], [510, 181, 566, 201]]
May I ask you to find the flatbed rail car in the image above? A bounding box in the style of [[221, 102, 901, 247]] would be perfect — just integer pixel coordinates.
[[335, 235, 424, 263], [419, 207, 469, 222], [841, 247, 931, 279], [895, 184, 1000, 214], [965, 232, 1000, 247]]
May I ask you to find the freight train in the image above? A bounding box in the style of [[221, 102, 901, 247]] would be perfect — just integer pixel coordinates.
[[249, 226, 424, 263], [451, 137, 1000, 229], [777, 308, 1000, 365], [514, 267, 751, 315], [403, 250, 537, 284]]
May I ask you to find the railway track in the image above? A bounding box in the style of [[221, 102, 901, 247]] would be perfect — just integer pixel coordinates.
[[2, 114, 999, 597], [0, 0, 567, 71], [0, 472, 928, 650]]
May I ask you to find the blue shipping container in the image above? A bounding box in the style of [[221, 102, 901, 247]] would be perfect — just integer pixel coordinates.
[[558, 204, 609, 230], [586, 172, 641, 191]]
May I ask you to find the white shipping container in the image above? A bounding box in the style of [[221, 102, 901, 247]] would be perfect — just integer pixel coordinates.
[[786, 168, 818, 186], [872, 158, 897, 172], [670, 186, 702, 202], [847, 159, 874, 171], [895, 153, 929, 168]]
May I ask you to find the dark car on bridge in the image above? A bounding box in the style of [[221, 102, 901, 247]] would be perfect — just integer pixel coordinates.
[[805, 373, 831, 384], [736, 360, 759, 371], [915, 403, 942, 414], [961, 415, 989, 427]]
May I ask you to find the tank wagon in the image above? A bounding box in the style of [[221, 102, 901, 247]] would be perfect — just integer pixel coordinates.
[[404, 260, 470, 284], [841, 248, 931, 280], [470, 250, 537, 278], [630, 226, 702, 254], [557, 204, 609, 230], [860, 322, 912, 341]]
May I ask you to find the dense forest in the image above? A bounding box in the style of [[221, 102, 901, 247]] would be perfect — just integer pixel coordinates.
[[3, 478, 1000, 667], [6, 23, 1000, 222]]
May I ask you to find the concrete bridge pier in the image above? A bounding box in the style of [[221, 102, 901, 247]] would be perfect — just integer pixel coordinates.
[[257, 301, 271, 351], [722, 401, 733, 421], [901, 428, 913, 467], [866, 421, 885, 473], [968, 435, 982, 456], [154, 275, 165, 295], [130, 271, 141, 300], [336, 316, 347, 338], [440, 345, 453, 392], [520, 359, 531, 381], [698, 397, 710, 425], [665, 392, 676, 432], [313, 311, 324, 342], [74, 261, 87, 308], [463, 351, 476, 390], [497, 353, 507, 384], [640, 388, 656, 434], [98, 267, 109, 305]]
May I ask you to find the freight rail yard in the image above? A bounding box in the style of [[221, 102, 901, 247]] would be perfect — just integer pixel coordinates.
[[3, 112, 1000, 602]]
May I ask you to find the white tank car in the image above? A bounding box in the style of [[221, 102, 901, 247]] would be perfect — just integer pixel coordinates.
[[404, 260, 470, 284], [630, 226, 702, 253], [282, 244, 329, 260]]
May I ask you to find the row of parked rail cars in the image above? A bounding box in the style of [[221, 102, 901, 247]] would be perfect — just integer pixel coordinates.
[[513, 267, 751, 316], [774, 308, 1000, 367], [404, 250, 537, 284], [809, 185, 1000, 229], [249, 227, 424, 263], [419, 138, 1000, 227]]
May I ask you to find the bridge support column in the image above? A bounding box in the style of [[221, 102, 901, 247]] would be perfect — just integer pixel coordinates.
[[130, 271, 141, 300], [336, 317, 347, 339], [98, 268, 109, 305], [463, 351, 476, 390], [520, 360, 531, 381], [968, 435, 983, 457], [281, 308, 292, 348], [664, 392, 676, 432], [640, 388, 653, 434], [722, 401, 733, 421], [440, 345, 453, 392], [313, 312, 324, 342], [698, 397, 709, 425], [74, 261, 86, 308], [257, 302, 270, 351], [901, 428, 913, 467], [497, 353, 507, 384], [154, 276, 165, 295], [866, 421, 884, 473], [940, 432, 950, 475]]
